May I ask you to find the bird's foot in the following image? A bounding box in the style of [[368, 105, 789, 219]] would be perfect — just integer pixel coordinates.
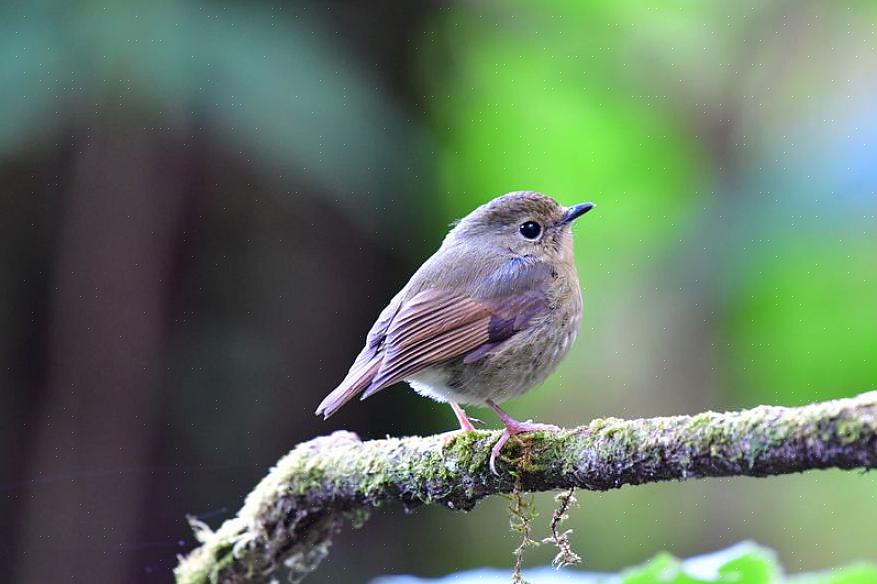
[[489, 418, 559, 475], [449, 401, 477, 432]]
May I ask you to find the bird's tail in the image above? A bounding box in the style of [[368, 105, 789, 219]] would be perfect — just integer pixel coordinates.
[[315, 353, 382, 419]]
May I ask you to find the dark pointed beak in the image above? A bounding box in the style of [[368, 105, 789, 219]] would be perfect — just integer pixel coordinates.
[[562, 202, 595, 224]]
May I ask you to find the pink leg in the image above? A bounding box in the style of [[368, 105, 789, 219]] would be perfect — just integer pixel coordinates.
[[449, 401, 475, 432], [486, 399, 559, 475]]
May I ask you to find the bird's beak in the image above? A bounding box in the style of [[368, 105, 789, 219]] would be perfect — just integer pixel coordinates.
[[562, 202, 595, 224]]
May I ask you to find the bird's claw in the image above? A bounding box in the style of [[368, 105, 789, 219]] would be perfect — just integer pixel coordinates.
[[489, 431, 512, 475], [488, 420, 560, 475]]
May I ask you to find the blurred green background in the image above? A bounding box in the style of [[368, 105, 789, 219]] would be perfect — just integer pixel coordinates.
[[1, 1, 875, 582]]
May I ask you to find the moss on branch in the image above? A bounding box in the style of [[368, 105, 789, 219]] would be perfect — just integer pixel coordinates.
[[175, 391, 877, 584]]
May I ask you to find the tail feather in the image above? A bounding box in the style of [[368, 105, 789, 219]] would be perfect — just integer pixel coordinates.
[[315, 354, 382, 419]]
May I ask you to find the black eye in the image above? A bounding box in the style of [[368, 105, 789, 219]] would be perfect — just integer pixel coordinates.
[[519, 221, 542, 239]]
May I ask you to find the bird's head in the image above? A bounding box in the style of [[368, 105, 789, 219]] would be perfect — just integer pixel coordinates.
[[448, 191, 594, 263]]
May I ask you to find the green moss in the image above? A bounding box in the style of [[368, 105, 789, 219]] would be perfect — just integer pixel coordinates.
[[687, 412, 716, 431], [348, 508, 371, 529], [544, 434, 580, 475], [836, 418, 868, 445], [173, 537, 236, 584], [444, 431, 490, 466], [176, 395, 877, 584], [586, 417, 621, 433], [588, 420, 644, 465], [600, 425, 627, 440], [292, 465, 329, 495], [174, 556, 209, 584], [208, 542, 236, 584], [511, 433, 541, 474]]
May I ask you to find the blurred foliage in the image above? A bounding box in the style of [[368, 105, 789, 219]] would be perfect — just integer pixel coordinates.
[[420, 0, 877, 411], [730, 242, 877, 404], [1, 0, 875, 582], [0, 0, 419, 230], [373, 542, 877, 583], [407, 0, 877, 581]]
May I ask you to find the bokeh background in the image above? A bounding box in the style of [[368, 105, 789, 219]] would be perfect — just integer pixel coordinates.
[[1, 1, 876, 582]]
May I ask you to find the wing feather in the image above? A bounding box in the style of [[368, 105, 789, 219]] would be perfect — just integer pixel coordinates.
[[361, 291, 492, 398], [319, 256, 556, 413], [372, 321, 489, 386], [314, 289, 405, 418], [315, 351, 382, 418], [387, 291, 489, 346]]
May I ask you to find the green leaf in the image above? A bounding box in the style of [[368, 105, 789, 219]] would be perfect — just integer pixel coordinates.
[[373, 542, 877, 584], [790, 565, 877, 584], [620, 542, 778, 584]]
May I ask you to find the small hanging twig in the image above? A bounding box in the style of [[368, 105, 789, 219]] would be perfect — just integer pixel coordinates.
[[507, 477, 539, 584], [542, 487, 582, 568]]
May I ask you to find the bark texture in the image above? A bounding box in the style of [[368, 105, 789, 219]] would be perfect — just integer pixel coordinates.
[[175, 391, 877, 584]]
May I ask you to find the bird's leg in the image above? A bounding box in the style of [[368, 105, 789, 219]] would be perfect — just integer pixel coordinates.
[[486, 399, 559, 475], [438, 402, 477, 446], [449, 401, 476, 432]]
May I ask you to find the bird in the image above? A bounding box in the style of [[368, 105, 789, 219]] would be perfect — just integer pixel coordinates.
[[315, 191, 594, 473]]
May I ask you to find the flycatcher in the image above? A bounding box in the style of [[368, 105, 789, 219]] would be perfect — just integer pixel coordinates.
[[316, 191, 594, 473]]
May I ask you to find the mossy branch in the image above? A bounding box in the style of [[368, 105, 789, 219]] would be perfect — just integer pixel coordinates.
[[175, 391, 877, 584]]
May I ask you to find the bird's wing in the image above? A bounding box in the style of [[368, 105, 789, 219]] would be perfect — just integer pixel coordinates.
[[360, 258, 553, 400], [314, 290, 404, 418]]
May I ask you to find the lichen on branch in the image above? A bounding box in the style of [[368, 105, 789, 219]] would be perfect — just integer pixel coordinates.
[[175, 391, 877, 584]]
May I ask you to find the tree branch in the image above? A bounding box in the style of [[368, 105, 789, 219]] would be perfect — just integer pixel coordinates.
[[174, 391, 877, 584]]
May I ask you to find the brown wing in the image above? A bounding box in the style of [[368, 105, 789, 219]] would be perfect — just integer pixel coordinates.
[[360, 289, 492, 398], [315, 290, 405, 418], [314, 349, 383, 418], [360, 258, 554, 399], [317, 257, 554, 415]]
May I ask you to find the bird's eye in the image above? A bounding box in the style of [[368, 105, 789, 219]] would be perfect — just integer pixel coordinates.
[[518, 221, 542, 240]]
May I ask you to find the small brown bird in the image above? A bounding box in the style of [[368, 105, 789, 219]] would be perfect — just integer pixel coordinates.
[[316, 191, 593, 473]]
